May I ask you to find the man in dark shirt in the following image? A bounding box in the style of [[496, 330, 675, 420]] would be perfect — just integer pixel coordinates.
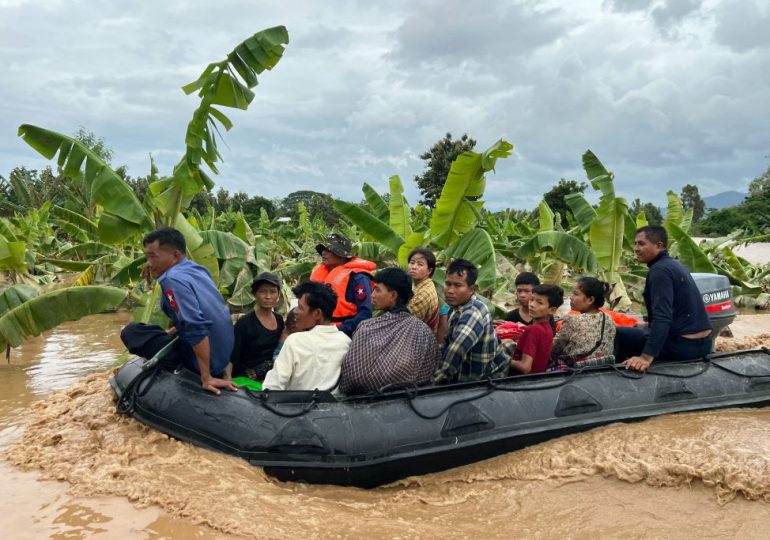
[[618, 226, 712, 372]]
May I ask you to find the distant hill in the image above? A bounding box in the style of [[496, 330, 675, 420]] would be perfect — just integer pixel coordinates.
[[703, 191, 747, 210]]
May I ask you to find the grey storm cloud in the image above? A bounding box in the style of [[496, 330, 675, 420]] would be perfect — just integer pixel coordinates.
[[1, 0, 769, 212]]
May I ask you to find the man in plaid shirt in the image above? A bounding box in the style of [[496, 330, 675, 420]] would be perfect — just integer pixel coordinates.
[[434, 259, 509, 384]]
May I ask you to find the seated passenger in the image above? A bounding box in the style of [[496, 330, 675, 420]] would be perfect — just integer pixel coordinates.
[[340, 268, 441, 394], [509, 284, 563, 375], [406, 247, 440, 333], [499, 272, 556, 333], [433, 259, 509, 384], [231, 272, 285, 381], [551, 277, 616, 367], [262, 281, 351, 392]]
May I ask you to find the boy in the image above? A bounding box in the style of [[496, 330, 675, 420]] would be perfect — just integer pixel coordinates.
[[500, 272, 556, 334], [433, 259, 509, 384], [509, 284, 563, 375]]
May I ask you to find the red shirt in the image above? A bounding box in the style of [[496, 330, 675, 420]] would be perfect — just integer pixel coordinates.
[[512, 320, 554, 374]]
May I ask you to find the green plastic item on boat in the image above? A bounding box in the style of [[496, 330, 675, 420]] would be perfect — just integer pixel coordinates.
[[232, 377, 262, 391]]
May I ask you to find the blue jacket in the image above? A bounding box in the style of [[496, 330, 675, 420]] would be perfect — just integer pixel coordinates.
[[643, 251, 711, 358], [158, 258, 234, 376]]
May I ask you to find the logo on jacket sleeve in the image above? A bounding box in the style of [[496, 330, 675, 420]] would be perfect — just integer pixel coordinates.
[[166, 290, 179, 313], [355, 285, 366, 302]]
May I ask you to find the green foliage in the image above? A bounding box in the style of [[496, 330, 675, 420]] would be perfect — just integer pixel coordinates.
[[414, 133, 477, 208], [680, 184, 705, 223], [543, 179, 587, 228]]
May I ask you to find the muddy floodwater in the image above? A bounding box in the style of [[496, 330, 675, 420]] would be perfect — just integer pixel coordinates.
[[2, 314, 770, 539]]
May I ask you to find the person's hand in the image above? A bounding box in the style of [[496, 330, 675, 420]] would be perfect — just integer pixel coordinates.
[[635, 320, 649, 329], [201, 376, 238, 395], [493, 319, 506, 327], [166, 326, 177, 336], [279, 326, 290, 343], [623, 355, 653, 372], [141, 264, 151, 285]]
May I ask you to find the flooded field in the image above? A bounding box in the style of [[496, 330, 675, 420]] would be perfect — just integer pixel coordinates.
[[1, 313, 770, 539]]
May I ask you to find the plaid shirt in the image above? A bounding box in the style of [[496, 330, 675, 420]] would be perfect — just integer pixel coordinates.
[[434, 295, 509, 384], [340, 309, 441, 394], [407, 278, 439, 330]]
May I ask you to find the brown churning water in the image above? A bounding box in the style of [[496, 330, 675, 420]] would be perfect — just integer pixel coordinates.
[[2, 314, 770, 539]]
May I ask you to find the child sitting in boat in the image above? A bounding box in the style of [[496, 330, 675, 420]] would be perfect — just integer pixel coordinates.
[[497, 271, 556, 334], [551, 277, 616, 368], [509, 284, 564, 375], [340, 268, 441, 394], [262, 281, 350, 392]]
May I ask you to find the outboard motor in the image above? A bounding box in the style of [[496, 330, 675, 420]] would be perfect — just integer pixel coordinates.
[[691, 273, 736, 337]]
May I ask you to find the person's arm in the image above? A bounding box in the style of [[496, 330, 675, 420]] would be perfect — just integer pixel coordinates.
[[624, 268, 674, 372], [262, 337, 296, 391], [167, 277, 235, 393], [434, 310, 483, 384], [339, 274, 373, 336], [230, 317, 247, 371], [509, 326, 547, 374], [509, 352, 534, 374], [550, 316, 573, 357]]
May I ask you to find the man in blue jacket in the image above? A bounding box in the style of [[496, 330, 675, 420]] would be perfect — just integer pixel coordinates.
[[618, 226, 712, 372], [121, 227, 236, 395]]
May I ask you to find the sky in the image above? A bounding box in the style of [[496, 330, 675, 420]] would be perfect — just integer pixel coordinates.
[[1, 0, 769, 211]]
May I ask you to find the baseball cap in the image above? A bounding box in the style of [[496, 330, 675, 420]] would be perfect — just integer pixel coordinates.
[[251, 271, 281, 293], [315, 232, 352, 258]]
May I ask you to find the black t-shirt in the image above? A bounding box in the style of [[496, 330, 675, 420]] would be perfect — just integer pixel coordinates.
[[505, 308, 557, 335], [231, 311, 285, 379]]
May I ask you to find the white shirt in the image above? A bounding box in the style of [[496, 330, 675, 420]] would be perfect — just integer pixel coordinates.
[[262, 324, 351, 392]]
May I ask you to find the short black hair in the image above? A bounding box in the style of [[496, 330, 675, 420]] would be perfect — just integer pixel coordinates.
[[575, 277, 610, 309], [636, 225, 668, 247], [143, 227, 186, 252], [373, 267, 413, 307], [514, 271, 540, 287], [292, 280, 337, 321], [407, 247, 437, 277], [532, 284, 564, 308], [446, 258, 478, 286]]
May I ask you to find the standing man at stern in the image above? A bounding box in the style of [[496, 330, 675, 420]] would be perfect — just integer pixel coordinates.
[[617, 226, 712, 372], [120, 227, 236, 395], [309, 232, 376, 336]]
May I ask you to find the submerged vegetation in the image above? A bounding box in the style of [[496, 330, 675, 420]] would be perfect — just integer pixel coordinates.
[[0, 24, 769, 353]]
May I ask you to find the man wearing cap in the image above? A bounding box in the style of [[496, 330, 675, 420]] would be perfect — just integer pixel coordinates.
[[310, 232, 376, 336], [120, 227, 236, 395], [231, 272, 285, 381]]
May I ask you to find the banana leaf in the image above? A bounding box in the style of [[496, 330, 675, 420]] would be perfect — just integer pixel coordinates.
[[444, 228, 497, 292], [17, 125, 152, 243], [681, 207, 694, 233], [397, 231, 428, 268], [582, 150, 614, 197], [334, 200, 404, 255], [362, 183, 390, 223], [538, 200, 554, 232], [0, 284, 39, 315], [200, 230, 249, 289], [74, 265, 95, 286], [0, 239, 28, 272], [132, 283, 169, 327], [388, 175, 412, 240], [0, 285, 128, 350], [110, 255, 146, 286], [564, 192, 596, 234], [590, 196, 628, 274], [635, 211, 648, 228], [58, 241, 112, 258], [517, 231, 599, 272], [667, 223, 716, 273], [663, 190, 684, 230], [429, 140, 513, 249], [232, 214, 255, 245], [51, 205, 98, 236]]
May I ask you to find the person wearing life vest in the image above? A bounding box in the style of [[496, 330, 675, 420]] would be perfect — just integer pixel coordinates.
[[310, 232, 376, 336]]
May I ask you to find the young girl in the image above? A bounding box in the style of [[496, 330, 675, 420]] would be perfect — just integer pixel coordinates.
[[551, 277, 616, 367], [406, 247, 440, 333], [231, 272, 285, 380]]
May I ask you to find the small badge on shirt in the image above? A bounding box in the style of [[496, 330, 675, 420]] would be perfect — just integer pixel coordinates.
[[166, 290, 179, 313], [355, 285, 366, 302]]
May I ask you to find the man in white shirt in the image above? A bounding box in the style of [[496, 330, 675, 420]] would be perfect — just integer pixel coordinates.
[[262, 280, 351, 392]]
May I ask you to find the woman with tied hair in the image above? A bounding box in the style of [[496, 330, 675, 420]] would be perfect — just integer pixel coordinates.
[[551, 277, 616, 367], [406, 247, 440, 333]]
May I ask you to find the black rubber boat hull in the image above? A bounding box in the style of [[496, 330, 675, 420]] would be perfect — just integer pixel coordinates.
[[110, 349, 770, 487]]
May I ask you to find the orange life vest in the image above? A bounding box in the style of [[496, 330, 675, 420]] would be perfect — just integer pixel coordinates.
[[309, 258, 376, 325]]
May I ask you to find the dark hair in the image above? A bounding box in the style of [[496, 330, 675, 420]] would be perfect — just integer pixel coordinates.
[[143, 227, 186, 252], [407, 247, 437, 277], [446, 259, 478, 286], [532, 284, 564, 308], [575, 277, 610, 309], [636, 225, 668, 247], [292, 281, 337, 321], [373, 267, 413, 307], [514, 271, 540, 287]]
